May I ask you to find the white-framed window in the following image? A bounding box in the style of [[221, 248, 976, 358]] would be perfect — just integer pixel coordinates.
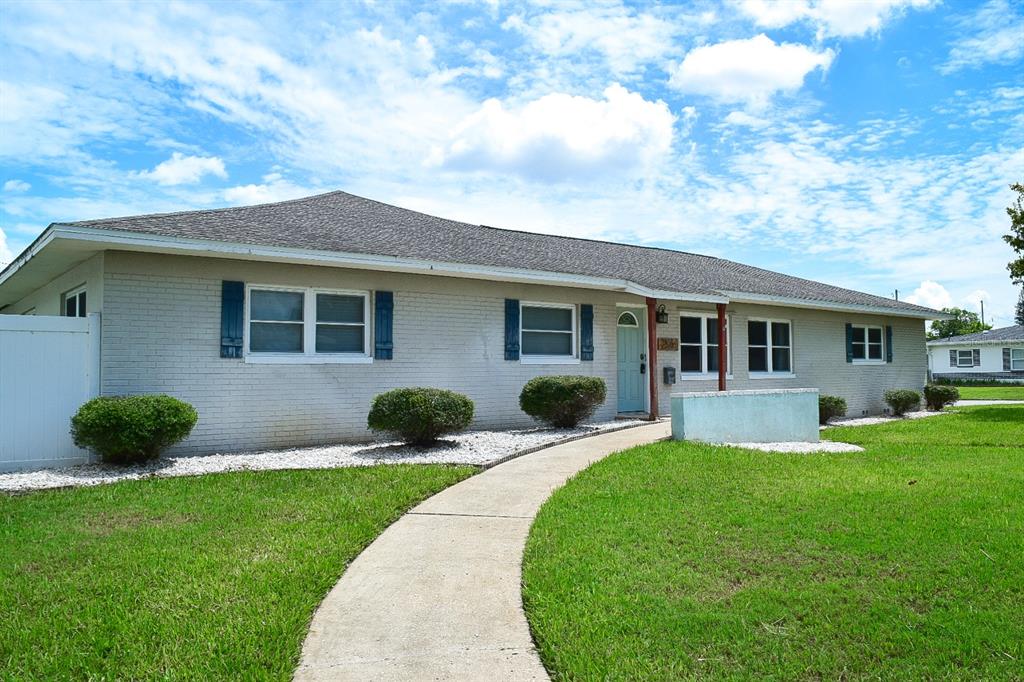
[[678, 312, 731, 377], [956, 349, 975, 368], [1012, 348, 1024, 371], [520, 301, 577, 364], [851, 324, 884, 363], [63, 286, 86, 318], [747, 318, 793, 376], [245, 285, 371, 363]]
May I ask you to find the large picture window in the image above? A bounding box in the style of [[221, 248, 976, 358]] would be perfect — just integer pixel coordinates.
[[679, 313, 730, 376], [851, 324, 884, 362], [247, 286, 370, 360], [748, 319, 792, 375], [521, 303, 576, 359]]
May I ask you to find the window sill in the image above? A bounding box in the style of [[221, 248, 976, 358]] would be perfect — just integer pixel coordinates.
[[520, 356, 581, 365], [678, 373, 734, 381], [853, 360, 887, 366], [244, 354, 374, 365], [748, 372, 796, 379]]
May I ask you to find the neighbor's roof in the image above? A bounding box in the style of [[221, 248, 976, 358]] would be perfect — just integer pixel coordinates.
[[927, 325, 1024, 345], [3, 190, 940, 317]]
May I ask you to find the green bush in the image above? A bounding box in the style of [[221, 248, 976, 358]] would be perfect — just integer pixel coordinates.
[[923, 384, 960, 411], [71, 395, 198, 465], [884, 389, 921, 417], [519, 376, 607, 428], [367, 387, 474, 446], [818, 395, 847, 425]]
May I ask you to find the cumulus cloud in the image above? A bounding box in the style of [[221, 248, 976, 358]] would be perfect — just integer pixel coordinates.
[[3, 179, 30, 192], [432, 84, 674, 181], [0, 227, 13, 266], [668, 35, 835, 105], [940, 0, 1024, 74], [904, 280, 954, 310], [736, 0, 934, 38], [222, 174, 312, 205], [139, 152, 227, 186]]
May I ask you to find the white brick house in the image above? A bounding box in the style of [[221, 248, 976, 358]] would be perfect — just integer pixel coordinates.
[[0, 191, 942, 457]]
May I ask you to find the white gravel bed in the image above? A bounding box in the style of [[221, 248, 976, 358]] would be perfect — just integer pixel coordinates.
[[0, 420, 647, 493], [822, 410, 948, 428], [720, 440, 864, 453]]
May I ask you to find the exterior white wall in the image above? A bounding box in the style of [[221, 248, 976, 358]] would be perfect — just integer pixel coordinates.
[[0, 314, 101, 471], [928, 343, 1024, 379], [4, 252, 105, 316], [652, 301, 928, 417], [101, 252, 634, 455]]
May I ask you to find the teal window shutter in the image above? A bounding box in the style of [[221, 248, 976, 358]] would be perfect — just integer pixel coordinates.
[[505, 299, 520, 360], [885, 325, 893, 363], [374, 291, 393, 360], [220, 281, 244, 358], [844, 323, 853, 363], [580, 304, 594, 361]]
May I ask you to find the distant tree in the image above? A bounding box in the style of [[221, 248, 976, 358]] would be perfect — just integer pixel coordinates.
[[1006, 182, 1024, 284], [1016, 288, 1024, 326], [927, 307, 993, 340]]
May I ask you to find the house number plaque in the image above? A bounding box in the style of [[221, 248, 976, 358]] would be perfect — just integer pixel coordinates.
[[657, 337, 678, 351]]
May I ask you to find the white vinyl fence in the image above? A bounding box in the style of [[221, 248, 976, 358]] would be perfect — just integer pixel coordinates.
[[0, 314, 100, 472]]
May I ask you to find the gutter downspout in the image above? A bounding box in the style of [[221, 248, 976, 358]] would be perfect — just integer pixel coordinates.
[[646, 297, 659, 420], [717, 303, 727, 391]]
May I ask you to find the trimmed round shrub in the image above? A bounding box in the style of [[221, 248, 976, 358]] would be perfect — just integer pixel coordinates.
[[818, 395, 847, 425], [367, 387, 474, 446], [884, 389, 921, 417], [519, 376, 607, 428], [71, 395, 198, 465], [923, 384, 960, 411]]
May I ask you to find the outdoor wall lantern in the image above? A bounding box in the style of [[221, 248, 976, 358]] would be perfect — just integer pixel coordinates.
[[655, 305, 669, 324]]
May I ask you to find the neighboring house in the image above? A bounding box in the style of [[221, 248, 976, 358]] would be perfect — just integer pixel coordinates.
[[927, 325, 1024, 382], [0, 190, 941, 456]]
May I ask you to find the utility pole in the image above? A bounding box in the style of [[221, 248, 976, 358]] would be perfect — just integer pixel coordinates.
[[980, 300, 985, 325], [894, 289, 899, 301]]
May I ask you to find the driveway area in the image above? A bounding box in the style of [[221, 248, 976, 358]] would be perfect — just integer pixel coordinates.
[[294, 421, 671, 681]]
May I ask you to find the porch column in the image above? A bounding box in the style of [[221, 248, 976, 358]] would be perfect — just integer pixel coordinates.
[[717, 302, 727, 391], [646, 297, 659, 420]]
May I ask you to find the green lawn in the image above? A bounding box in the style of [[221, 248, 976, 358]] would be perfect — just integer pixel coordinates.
[[523, 406, 1024, 680], [0, 465, 473, 680], [956, 385, 1024, 400]]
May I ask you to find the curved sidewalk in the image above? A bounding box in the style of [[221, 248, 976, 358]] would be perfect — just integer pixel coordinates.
[[295, 421, 670, 681]]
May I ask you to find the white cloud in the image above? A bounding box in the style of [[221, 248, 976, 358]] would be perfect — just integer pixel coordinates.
[[668, 35, 835, 105], [432, 84, 675, 180], [0, 227, 13, 266], [940, 0, 1024, 74], [3, 179, 30, 192], [905, 280, 954, 309], [736, 0, 934, 38], [139, 152, 227, 186], [222, 175, 312, 205]]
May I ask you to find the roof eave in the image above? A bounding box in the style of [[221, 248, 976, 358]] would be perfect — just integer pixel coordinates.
[[720, 290, 948, 320]]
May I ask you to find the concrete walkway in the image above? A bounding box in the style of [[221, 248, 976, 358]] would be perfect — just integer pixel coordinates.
[[954, 399, 1024, 406], [294, 421, 670, 681]]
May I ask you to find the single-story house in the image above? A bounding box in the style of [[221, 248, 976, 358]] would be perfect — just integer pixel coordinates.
[[927, 325, 1024, 382], [0, 190, 942, 456]]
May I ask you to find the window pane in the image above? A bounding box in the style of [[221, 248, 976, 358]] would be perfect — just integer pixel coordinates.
[[65, 296, 77, 317], [681, 345, 701, 372], [707, 345, 720, 372], [748, 347, 768, 372], [706, 318, 720, 343], [250, 322, 303, 352], [852, 342, 866, 360], [681, 317, 702, 344], [772, 348, 791, 372], [1013, 349, 1024, 359], [251, 290, 303, 321], [78, 292, 86, 317], [852, 326, 865, 343], [316, 324, 363, 353], [522, 306, 572, 331], [617, 312, 638, 326], [748, 321, 767, 346], [317, 294, 363, 324], [868, 327, 882, 343], [771, 322, 790, 347], [868, 343, 883, 360], [522, 331, 572, 355]]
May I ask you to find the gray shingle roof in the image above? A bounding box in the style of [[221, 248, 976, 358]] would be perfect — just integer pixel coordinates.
[[66, 190, 937, 315], [927, 325, 1024, 345]]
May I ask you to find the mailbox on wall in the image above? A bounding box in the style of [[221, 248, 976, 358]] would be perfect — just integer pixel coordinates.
[[663, 366, 677, 385]]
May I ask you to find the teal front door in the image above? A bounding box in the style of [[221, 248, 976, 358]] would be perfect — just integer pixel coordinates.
[[616, 309, 645, 413]]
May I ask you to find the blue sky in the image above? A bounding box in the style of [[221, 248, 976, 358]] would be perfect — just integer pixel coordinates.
[[1, 0, 1022, 323]]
